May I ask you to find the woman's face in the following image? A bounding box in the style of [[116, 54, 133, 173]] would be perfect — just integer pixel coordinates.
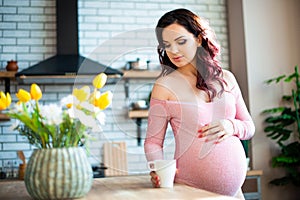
[[162, 23, 201, 68]]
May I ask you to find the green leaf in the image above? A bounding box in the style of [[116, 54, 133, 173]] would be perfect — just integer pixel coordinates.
[[284, 73, 297, 82], [263, 66, 300, 187], [279, 133, 292, 143], [266, 131, 277, 137], [282, 142, 300, 156], [272, 155, 300, 165], [264, 126, 292, 134], [269, 177, 290, 186], [265, 75, 286, 84], [262, 107, 285, 114], [282, 95, 292, 101], [271, 133, 283, 140], [265, 114, 294, 124]]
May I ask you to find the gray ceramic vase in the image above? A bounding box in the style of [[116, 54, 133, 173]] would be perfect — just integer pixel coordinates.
[[24, 147, 93, 200]]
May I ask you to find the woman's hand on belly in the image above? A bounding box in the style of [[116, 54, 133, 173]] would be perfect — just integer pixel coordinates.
[[197, 119, 234, 143]]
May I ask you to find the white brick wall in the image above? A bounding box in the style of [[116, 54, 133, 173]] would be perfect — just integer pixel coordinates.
[[0, 0, 229, 176], [0, 0, 56, 69], [78, 0, 229, 70]]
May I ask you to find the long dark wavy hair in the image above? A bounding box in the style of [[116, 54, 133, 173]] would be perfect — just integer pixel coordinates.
[[156, 8, 226, 101]]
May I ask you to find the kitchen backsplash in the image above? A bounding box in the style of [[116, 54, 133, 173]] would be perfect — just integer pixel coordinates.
[[0, 0, 228, 176]]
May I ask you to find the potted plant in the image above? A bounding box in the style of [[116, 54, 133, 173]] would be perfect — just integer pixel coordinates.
[[262, 65, 300, 186], [0, 73, 113, 199]]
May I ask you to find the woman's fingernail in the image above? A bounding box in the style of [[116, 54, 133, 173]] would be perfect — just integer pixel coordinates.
[[198, 129, 202, 133]]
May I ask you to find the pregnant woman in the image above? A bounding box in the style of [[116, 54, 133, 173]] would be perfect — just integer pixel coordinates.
[[144, 8, 255, 199]]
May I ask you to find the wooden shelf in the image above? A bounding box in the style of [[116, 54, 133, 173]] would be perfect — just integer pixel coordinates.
[[128, 110, 148, 119], [0, 113, 10, 121], [128, 109, 149, 146], [123, 70, 160, 79], [123, 70, 160, 99], [0, 71, 17, 78], [124, 70, 159, 146]]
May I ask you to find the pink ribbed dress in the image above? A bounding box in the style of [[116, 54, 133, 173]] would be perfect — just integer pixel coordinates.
[[144, 84, 255, 196]]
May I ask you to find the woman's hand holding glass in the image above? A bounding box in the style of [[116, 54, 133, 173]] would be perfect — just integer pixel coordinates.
[[150, 171, 160, 188]]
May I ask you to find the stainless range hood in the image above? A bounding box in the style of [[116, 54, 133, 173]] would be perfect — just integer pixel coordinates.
[[15, 0, 122, 84]]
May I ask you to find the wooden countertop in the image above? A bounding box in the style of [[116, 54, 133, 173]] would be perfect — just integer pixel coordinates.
[[0, 175, 238, 200]]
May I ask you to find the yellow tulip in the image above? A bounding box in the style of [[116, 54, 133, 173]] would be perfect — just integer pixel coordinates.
[[30, 83, 42, 100], [94, 91, 113, 110], [73, 86, 90, 102], [0, 91, 11, 110], [0, 101, 5, 111], [6, 92, 11, 107], [93, 91, 101, 105], [16, 89, 31, 103], [93, 73, 107, 89]]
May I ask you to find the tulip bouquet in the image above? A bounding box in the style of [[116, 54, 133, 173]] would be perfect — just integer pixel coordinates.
[[0, 73, 112, 149]]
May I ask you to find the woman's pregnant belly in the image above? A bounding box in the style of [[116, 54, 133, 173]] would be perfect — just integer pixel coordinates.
[[174, 136, 247, 196]]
